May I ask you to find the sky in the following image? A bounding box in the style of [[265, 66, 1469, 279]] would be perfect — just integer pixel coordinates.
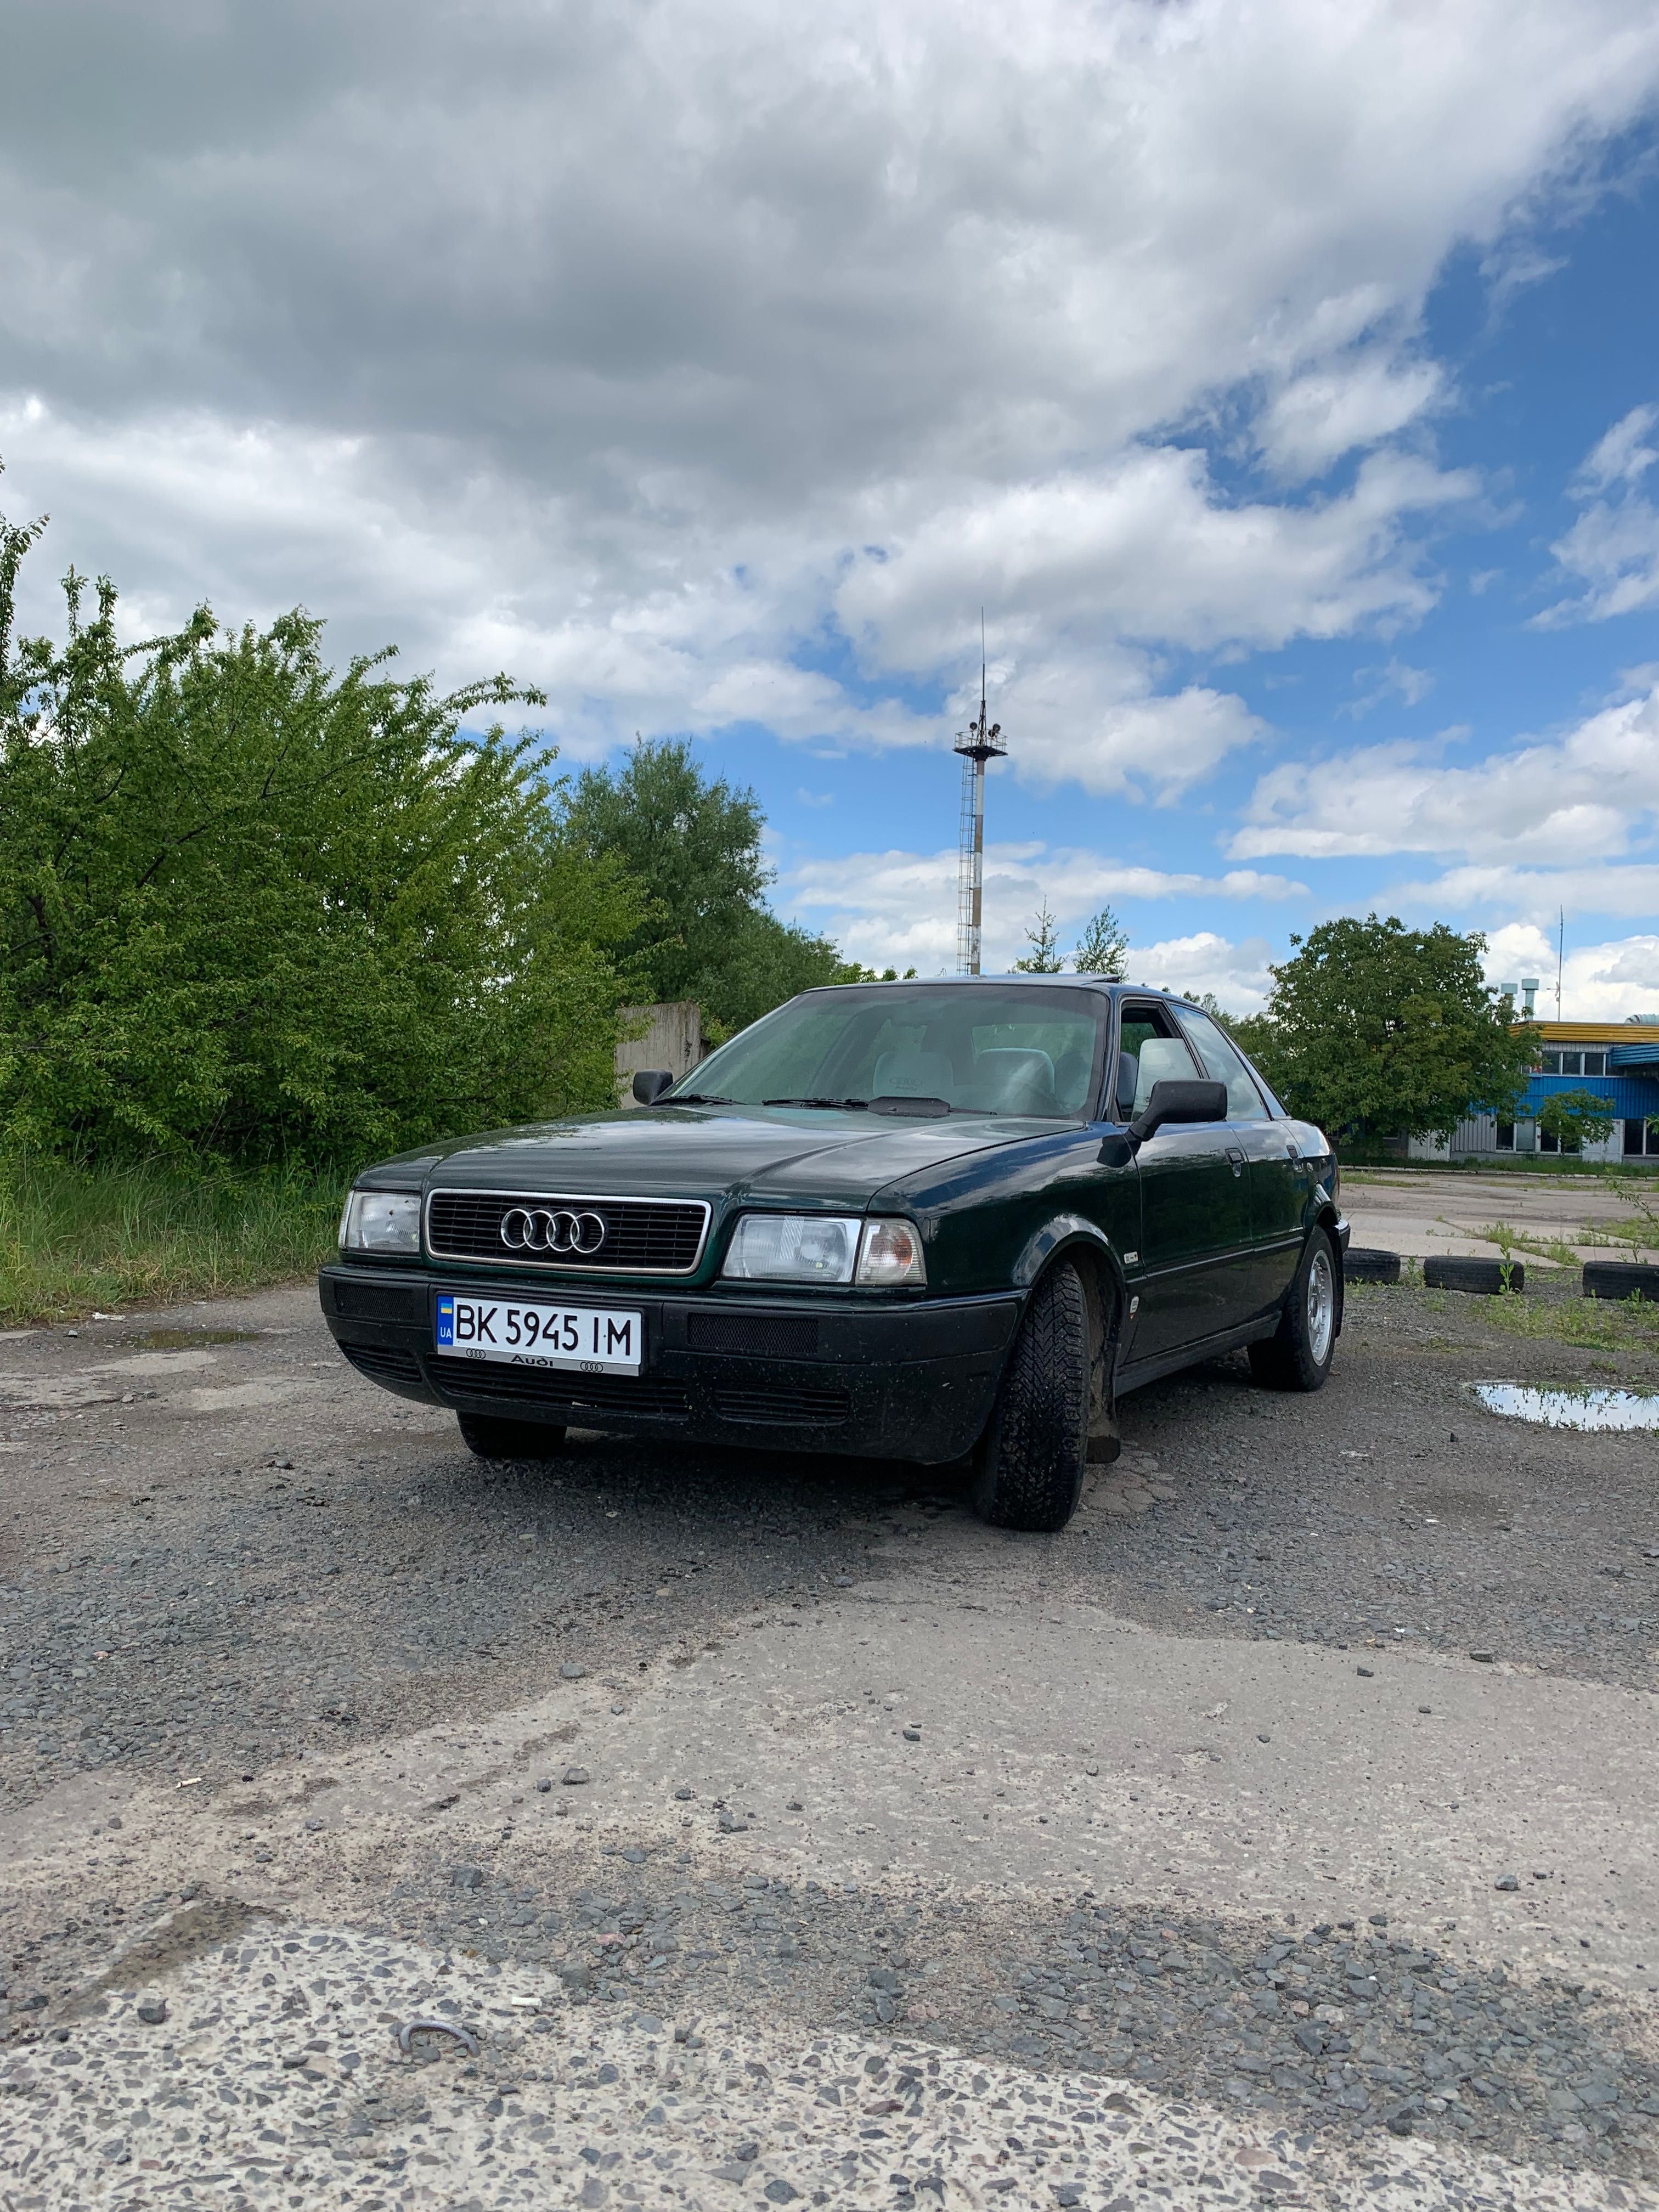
[[3, 0, 1659, 1013]]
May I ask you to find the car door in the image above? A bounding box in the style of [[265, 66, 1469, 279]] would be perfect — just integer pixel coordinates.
[[1115, 999, 1255, 1361], [1170, 1004, 1306, 1314], [1169, 1002, 1302, 1316]]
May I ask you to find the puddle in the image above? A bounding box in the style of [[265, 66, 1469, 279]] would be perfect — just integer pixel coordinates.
[[1473, 1382, 1659, 1430], [124, 1328, 261, 1350]]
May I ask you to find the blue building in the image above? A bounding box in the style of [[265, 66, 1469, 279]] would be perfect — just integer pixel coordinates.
[[1410, 1017, 1659, 1162]]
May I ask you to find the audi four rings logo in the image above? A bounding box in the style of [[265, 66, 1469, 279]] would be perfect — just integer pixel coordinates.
[[499, 1206, 608, 1255]]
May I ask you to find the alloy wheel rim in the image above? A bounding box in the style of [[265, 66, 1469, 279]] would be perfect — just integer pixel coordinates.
[[1307, 1248, 1335, 1365]]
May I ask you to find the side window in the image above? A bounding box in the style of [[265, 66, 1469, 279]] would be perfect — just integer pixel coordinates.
[[1172, 1006, 1269, 1120], [1114, 1003, 1198, 1118]]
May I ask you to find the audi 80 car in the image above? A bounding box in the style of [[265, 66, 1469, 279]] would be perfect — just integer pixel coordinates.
[[320, 977, 1347, 1531]]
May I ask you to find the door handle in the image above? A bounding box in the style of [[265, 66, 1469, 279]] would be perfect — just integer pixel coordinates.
[[1226, 1146, 1245, 1177]]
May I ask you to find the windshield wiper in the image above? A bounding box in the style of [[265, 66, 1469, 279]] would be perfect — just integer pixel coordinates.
[[763, 1096, 870, 1110], [666, 1092, 738, 1105], [763, 1094, 953, 1118]]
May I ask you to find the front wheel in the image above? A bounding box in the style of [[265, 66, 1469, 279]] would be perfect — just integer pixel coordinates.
[[970, 1261, 1089, 1532], [1249, 1227, 1339, 1392], [457, 1411, 567, 1459]]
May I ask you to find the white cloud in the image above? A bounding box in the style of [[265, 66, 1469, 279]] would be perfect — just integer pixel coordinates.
[[1232, 682, 1659, 865], [2, 0, 1658, 784], [1257, 353, 1446, 480], [835, 449, 1475, 663], [1481, 925, 1659, 1020], [1575, 403, 1659, 492], [782, 840, 1305, 974], [1118, 932, 1277, 1014], [1390, 865, 1659, 924], [1538, 403, 1659, 624], [1340, 656, 1436, 718]]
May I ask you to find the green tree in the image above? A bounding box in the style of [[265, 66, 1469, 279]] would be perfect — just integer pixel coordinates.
[[1537, 1088, 1617, 1152], [1013, 901, 1064, 972], [1256, 913, 1537, 1143], [561, 736, 851, 1037], [0, 500, 641, 1164], [1073, 905, 1128, 977]]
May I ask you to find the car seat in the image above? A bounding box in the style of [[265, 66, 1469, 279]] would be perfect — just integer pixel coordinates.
[[963, 1047, 1056, 1115], [871, 1048, 953, 1101]]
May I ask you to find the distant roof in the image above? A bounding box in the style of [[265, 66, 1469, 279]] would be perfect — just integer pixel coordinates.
[[1527, 1020, 1658, 1041]]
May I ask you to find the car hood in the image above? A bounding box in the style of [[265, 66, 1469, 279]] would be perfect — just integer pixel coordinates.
[[364, 1103, 1051, 1211]]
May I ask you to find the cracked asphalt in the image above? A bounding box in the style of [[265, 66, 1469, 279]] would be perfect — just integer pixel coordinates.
[[2, 1274, 1657, 2208]]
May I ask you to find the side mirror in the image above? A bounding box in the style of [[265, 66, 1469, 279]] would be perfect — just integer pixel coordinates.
[[1127, 1077, 1227, 1149], [632, 1068, 675, 1104]]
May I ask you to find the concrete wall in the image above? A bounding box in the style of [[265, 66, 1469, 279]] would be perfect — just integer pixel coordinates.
[[615, 1001, 703, 1104]]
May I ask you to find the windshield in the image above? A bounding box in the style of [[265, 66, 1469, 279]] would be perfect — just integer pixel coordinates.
[[672, 985, 1107, 1118]]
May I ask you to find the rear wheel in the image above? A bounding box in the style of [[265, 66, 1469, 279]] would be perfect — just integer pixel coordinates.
[[970, 1261, 1089, 1532], [456, 1411, 567, 1459], [1249, 1227, 1338, 1392]]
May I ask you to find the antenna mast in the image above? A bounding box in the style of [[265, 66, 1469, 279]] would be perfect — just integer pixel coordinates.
[[953, 613, 1007, 975], [1556, 905, 1565, 1019]]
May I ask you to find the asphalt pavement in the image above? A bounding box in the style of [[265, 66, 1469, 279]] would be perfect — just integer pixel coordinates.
[[2, 1273, 1657, 2209]]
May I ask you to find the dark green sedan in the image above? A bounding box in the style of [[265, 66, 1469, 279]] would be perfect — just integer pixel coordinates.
[[319, 977, 1347, 1532]]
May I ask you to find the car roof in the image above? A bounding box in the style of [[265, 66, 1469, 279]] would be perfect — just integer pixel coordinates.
[[801, 974, 1168, 1000]]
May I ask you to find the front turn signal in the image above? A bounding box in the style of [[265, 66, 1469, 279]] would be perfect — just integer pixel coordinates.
[[855, 1217, 926, 1287]]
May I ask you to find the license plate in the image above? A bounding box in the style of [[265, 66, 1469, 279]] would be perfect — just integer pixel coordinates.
[[435, 1294, 642, 1374]]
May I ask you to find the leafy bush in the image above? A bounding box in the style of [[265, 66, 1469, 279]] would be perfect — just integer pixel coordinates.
[[0, 501, 642, 1164]]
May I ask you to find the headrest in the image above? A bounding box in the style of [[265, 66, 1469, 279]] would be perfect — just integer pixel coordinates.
[[872, 1048, 952, 1099], [967, 1047, 1056, 1114], [1132, 1036, 1196, 1115]]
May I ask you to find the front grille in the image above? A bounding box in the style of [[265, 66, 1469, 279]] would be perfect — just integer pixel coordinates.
[[426, 1190, 709, 1274], [428, 1357, 688, 1421], [338, 1341, 424, 1385], [331, 1278, 422, 1323], [686, 1311, 819, 1358], [713, 1383, 850, 1427]]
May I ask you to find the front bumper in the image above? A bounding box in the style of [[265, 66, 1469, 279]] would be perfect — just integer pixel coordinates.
[[318, 1263, 1021, 1463]]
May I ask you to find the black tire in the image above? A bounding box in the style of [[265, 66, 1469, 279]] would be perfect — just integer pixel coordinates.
[[1423, 1255, 1523, 1295], [1249, 1226, 1339, 1392], [1583, 1261, 1659, 1303], [1345, 1246, 1401, 1285], [456, 1411, 567, 1459], [970, 1261, 1089, 1532]]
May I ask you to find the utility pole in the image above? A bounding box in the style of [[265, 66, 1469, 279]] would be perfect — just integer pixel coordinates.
[[953, 614, 1006, 976]]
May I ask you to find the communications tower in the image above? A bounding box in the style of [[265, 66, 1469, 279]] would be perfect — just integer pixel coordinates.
[[953, 623, 1006, 975]]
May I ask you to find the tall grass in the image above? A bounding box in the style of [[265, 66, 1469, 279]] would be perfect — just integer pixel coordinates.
[[0, 1153, 345, 1326]]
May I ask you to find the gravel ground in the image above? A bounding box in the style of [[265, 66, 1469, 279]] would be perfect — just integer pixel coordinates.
[[3, 1915, 1652, 2211], [3, 1274, 1658, 2207]]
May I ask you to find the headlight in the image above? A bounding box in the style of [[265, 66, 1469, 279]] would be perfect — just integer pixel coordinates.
[[856, 1217, 926, 1287], [338, 1189, 422, 1254], [721, 1214, 859, 1283]]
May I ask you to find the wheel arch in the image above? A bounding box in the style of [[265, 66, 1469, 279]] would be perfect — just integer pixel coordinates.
[[1011, 1215, 1129, 1457], [1312, 1201, 1346, 1338]]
